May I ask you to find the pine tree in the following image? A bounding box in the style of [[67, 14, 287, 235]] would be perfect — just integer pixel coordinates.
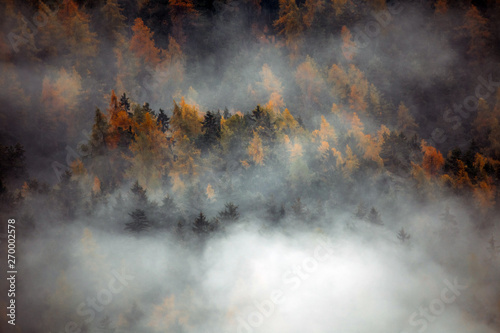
[[157, 108, 170, 133], [200, 110, 222, 149], [218, 202, 240, 223], [192, 212, 212, 235], [380, 131, 416, 175], [81, 108, 109, 157], [397, 227, 411, 243], [176, 217, 186, 239], [355, 202, 367, 219], [120, 93, 131, 112], [0, 143, 26, 180], [125, 209, 150, 233], [367, 207, 383, 225], [131, 181, 148, 206]]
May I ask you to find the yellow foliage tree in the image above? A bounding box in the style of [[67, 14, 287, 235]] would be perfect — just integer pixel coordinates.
[[328, 64, 349, 101], [248, 131, 265, 165], [276, 108, 301, 136], [289, 142, 304, 161], [342, 145, 359, 178], [171, 97, 203, 139], [347, 64, 369, 113], [171, 134, 200, 182], [312, 116, 337, 145], [296, 56, 324, 106], [125, 113, 172, 188], [206, 183, 216, 202]]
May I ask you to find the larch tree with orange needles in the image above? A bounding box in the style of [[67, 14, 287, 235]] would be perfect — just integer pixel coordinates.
[[397, 102, 418, 134], [303, 0, 325, 28], [125, 112, 173, 189], [341, 26, 357, 61], [328, 64, 349, 102], [347, 64, 369, 114], [57, 0, 98, 71], [421, 141, 445, 177], [248, 131, 265, 166], [312, 116, 337, 145], [274, 0, 303, 61], [461, 5, 491, 60], [295, 56, 324, 115], [130, 18, 162, 66]]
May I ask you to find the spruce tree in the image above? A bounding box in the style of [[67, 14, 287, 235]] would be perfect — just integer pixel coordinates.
[[192, 212, 211, 235], [157, 108, 170, 132], [131, 181, 148, 206], [200, 110, 221, 149], [217, 202, 240, 223], [120, 93, 131, 112], [367, 207, 383, 225], [125, 209, 150, 233], [397, 228, 411, 243]]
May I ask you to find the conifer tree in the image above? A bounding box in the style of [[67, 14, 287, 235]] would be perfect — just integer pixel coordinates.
[[157, 108, 171, 133], [397, 228, 411, 243], [218, 202, 240, 223], [367, 207, 383, 225], [125, 209, 151, 233], [192, 212, 212, 235]]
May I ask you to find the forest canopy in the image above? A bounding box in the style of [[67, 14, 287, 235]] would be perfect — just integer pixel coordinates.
[[1, 1, 500, 333]]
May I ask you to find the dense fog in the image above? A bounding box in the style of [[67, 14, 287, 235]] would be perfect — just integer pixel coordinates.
[[0, 0, 499, 332]]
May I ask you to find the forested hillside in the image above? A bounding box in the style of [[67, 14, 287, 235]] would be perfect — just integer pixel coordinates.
[[1, 1, 500, 332]]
